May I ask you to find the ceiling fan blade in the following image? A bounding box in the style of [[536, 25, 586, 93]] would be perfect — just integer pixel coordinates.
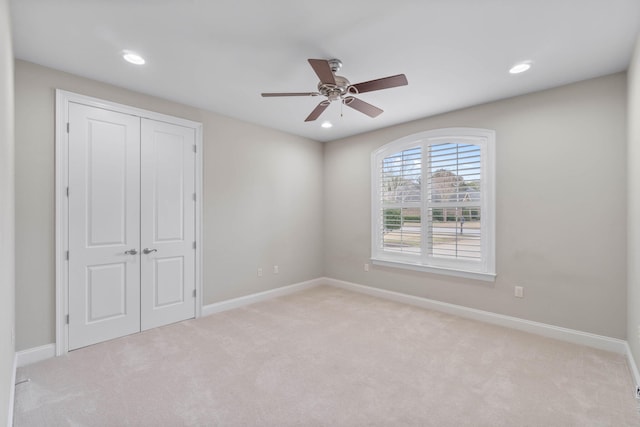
[[304, 101, 330, 122], [308, 59, 336, 85], [344, 97, 383, 118], [262, 92, 319, 97], [350, 74, 408, 94]]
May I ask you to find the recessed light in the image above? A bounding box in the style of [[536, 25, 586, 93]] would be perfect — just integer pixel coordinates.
[[509, 62, 531, 74], [321, 121, 333, 128], [122, 51, 145, 65]]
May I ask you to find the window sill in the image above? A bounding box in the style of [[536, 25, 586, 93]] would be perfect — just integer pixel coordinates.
[[370, 258, 496, 282]]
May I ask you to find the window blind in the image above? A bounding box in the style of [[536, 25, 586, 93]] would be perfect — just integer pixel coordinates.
[[427, 142, 481, 260], [380, 147, 421, 254], [371, 128, 495, 280]]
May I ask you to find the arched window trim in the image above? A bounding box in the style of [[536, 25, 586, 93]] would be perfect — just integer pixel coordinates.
[[371, 127, 496, 282]]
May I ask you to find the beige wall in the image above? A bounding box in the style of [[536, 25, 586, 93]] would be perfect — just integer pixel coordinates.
[[0, 0, 14, 423], [12, 58, 631, 353], [324, 73, 628, 338], [14, 60, 324, 351], [628, 36, 640, 373]]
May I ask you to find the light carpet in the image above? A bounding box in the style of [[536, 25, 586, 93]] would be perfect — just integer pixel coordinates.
[[13, 285, 640, 426]]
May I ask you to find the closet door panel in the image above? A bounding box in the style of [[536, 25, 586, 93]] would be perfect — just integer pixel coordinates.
[[67, 102, 141, 350], [140, 119, 196, 330]]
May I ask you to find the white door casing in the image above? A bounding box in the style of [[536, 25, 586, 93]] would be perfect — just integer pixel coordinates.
[[68, 103, 142, 350], [56, 90, 203, 355], [140, 119, 196, 330]]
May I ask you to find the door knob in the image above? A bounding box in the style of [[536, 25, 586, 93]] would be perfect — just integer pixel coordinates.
[[143, 248, 158, 254], [124, 249, 138, 255]]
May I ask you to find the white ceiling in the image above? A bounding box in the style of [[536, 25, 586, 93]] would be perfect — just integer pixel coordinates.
[[10, 0, 640, 142]]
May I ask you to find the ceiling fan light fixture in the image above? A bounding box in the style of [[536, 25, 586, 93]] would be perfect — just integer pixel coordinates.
[[509, 61, 531, 74], [321, 121, 333, 128], [122, 50, 146, 65]]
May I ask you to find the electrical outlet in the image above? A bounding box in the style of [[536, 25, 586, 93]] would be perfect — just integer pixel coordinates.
[[273, 265, 279, 274], [257, 268, 263, 277], [635, 385, 640, 399], [364, 263, 370, 272], [514, 286, 524, 298]]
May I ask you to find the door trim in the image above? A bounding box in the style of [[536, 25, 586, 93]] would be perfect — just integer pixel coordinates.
[[55, 89, 204, 356]]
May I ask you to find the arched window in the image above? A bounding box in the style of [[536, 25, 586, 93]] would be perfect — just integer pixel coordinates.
[[371, 128, 495, 281]]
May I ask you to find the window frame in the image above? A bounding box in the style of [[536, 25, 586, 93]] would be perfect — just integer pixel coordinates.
[[371, 128, 496, 282]]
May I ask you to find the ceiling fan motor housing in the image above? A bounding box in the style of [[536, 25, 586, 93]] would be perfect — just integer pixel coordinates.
[[318, 75, 352, 101]]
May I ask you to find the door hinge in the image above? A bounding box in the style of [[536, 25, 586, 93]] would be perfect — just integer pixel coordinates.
[[66, 187, 69, 197], [66, 314, 69, 324], [193, 193, 196, 202], [193, 289, 196, 298], [66, 122, 69, 133], [193, 241, 196, 249], [66, 250, 69, 260], [193, 144, 197, 153]]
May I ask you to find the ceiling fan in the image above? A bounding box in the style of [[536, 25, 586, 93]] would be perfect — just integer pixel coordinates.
[[261, 58, 408, 122]]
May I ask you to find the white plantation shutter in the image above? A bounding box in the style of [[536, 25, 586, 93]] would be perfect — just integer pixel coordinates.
[[426, 142, 482, 261], [371, 128, 495, 281], [380, 147, 422, 255]]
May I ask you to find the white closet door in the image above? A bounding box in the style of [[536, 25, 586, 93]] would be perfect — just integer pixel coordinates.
[[140, 119, 196, 330], [68, 103, 141, 350]]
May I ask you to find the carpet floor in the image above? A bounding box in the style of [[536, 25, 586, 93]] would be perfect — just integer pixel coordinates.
[[13, 285, 640, 426]]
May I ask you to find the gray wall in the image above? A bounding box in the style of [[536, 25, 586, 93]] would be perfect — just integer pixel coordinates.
[[14, 60, 324, 351], [0, 0, 14, 423], [628, 36, 640, 371], [324, 73, 628, 339]]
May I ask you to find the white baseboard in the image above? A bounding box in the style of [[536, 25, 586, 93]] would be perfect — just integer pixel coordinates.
[[13, 280, 324, 370], [15, 344, 56, 368], [626, 343, 640, 391], [11, 277, 634, 392], [202, 278, 325, 317], [8, 353, 16, 427], [323, 277, 628, 355]]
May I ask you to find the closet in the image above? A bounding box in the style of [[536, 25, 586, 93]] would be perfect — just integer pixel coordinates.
[[57, 92, 202, 351]]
